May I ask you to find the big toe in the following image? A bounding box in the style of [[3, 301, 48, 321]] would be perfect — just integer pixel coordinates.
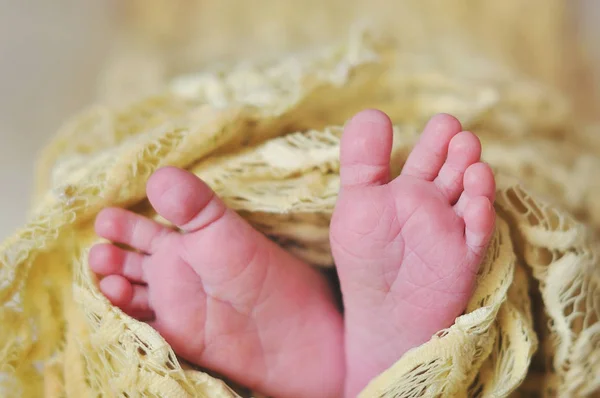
[[339, 109, 394, 188], [146, 166, 227, 233]]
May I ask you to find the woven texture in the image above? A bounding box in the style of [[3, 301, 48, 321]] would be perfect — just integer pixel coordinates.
[[1, 32, 600, 397]]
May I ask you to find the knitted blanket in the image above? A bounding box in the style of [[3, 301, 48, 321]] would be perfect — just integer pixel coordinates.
[[1, 32, 599, 397]]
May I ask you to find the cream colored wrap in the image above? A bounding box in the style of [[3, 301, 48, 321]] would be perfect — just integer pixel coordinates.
[[1, 32, 599, 397]]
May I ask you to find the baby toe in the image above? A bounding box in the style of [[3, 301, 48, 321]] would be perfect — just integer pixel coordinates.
[[99, 275, 154, 319], [99, 274, 134, 308], [89, 243, 147, 284], [95, 207, 171, 254], [464, 196, 496, 261], [454, 162, 495, 216], [400, 114, 462, 181], [463, 162, 495, 201], [434, 131, 481, 204]]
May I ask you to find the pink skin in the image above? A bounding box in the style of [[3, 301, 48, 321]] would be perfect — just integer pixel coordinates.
[[330, 110, 496, 396], [90, 110, 496, 398], [89, 167, 345, 398]]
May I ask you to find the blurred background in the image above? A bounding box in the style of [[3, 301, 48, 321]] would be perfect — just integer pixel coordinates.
[[0, 0, 598, 239]]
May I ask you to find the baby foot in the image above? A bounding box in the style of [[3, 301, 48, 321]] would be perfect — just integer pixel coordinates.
[[330, 110, 496, 396], [89, 167, 344, 398]]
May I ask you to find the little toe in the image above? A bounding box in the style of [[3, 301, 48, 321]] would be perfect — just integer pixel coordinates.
[[147, 166, 228, 233], [454, 162, 496, 216], [95, 207, 172, 254], [99, 274, 134, 308], [89, 243, 147, 284], [464, 196, 496, 261], [401, 114, 463, 180], [99, 275, 154, 319], [339, 109, 393, 188], [434, 131, 481, 203]]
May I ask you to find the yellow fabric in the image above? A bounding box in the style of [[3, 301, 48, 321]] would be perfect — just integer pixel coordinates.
[[116, 0, 599, 121], [1, 32, 600, 397]]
